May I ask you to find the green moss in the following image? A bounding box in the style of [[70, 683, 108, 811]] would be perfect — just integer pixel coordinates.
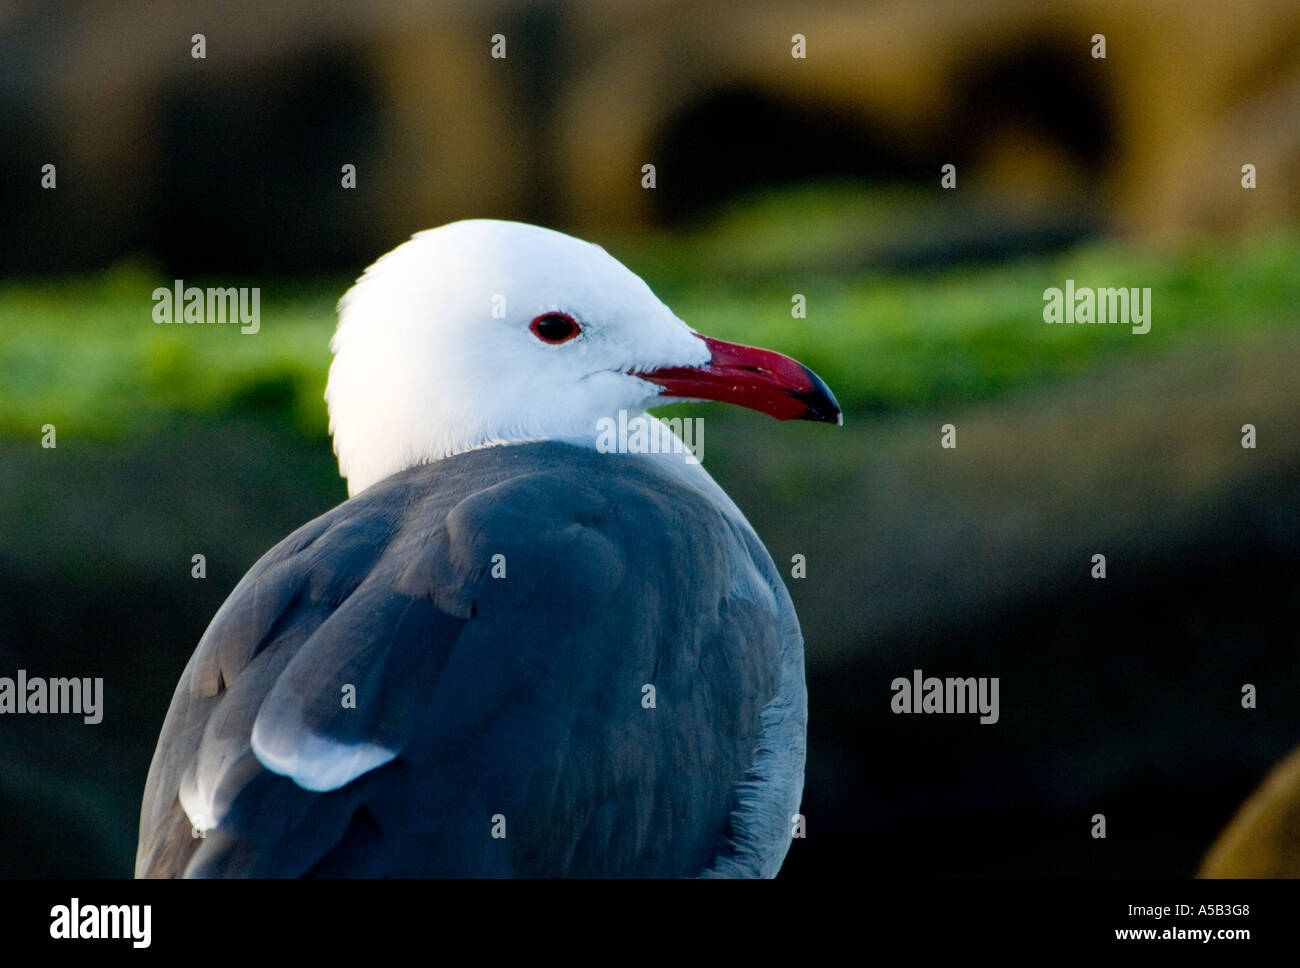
[[1, 214, 1296, 439]]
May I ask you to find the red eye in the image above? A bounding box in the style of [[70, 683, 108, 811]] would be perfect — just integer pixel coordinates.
[[530, 312, 580, 344]]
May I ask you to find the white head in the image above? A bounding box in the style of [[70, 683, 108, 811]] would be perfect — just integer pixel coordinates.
[[326, 219, 839, 495]]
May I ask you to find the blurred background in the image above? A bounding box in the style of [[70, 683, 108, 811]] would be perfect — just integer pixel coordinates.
[[1, 0, 1298, 877]]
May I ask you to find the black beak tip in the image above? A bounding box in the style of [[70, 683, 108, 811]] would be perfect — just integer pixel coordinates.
[[799, 366, 843, 425]]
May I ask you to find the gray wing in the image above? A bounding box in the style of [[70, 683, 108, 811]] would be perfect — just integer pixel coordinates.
[[135, 445, 800, 877]]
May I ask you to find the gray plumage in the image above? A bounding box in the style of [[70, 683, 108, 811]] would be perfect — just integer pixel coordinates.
[[135, 442, 806, 877]]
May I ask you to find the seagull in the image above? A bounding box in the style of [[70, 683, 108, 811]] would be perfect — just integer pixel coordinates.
[[135, 219, 841, 877]]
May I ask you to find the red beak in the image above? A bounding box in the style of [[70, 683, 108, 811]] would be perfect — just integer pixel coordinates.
[[638, 335, 842, 425]]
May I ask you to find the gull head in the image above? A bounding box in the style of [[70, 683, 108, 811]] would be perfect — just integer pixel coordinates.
[[326, 219, 840, 495]]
